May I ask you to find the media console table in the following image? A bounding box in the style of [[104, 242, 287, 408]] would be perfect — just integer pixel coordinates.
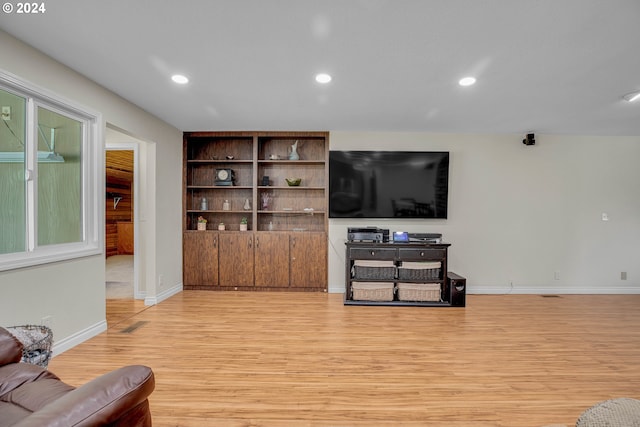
[[344, 241, 466, 307]]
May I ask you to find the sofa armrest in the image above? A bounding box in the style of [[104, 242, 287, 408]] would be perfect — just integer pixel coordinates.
[[14, 365, 155, 427], [0, 327, 24, 366]]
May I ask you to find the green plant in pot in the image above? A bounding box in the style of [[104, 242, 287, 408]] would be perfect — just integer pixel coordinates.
[[240, 217, 248, 231], [197, 216, 207, 230]]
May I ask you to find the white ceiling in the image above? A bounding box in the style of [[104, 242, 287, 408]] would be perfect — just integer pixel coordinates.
[[1, 0, 639, 135]]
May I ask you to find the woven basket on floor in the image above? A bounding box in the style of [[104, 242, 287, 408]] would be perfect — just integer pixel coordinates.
[[351, 282, 395, 301], [6, 325, 53, 368], [397, 283, 441, 302]]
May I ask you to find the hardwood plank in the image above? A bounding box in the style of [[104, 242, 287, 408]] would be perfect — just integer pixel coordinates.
[[51, 293, 640, 427], [105, 298, 148, 328]]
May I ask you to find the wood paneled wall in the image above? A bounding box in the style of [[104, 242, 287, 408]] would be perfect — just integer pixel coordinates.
[[106, 150, 133, 257]]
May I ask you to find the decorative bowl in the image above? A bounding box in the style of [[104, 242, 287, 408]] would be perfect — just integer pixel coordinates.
[[285, 178, 302, 186]]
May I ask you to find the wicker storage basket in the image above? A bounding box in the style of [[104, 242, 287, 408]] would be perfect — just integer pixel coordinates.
[[6, 325, 53, 368], [351, 282, 395, 301], [352, 260, 396, 280], [397, 261, 441, 281], [397, 283, 441, 302]]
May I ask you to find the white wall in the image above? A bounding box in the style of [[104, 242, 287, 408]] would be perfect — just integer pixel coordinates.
[[0, 30, 183, 353], [328, 132, 640, 294]]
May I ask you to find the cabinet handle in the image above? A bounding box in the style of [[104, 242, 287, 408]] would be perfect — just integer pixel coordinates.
[[371, 251, 375, 256], [420, 251, 425, 257], [292, 237, 296, 247], [249, 237, 253, 248], [214, 236, 217, 248]]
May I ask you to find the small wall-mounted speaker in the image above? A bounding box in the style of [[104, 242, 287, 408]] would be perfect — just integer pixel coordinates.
[[522, 133, 535, 146]]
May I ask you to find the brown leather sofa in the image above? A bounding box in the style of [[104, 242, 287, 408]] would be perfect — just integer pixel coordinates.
[[0, 326, 155, 426]]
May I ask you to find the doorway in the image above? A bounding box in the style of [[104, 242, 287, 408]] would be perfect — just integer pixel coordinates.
[[105, 129, 150, 327], [105, 148, 135, 299]]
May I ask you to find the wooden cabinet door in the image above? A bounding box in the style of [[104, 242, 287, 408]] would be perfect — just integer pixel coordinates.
[[183, 232, 218, 287], [290, 232, 327, 289], [116, 222, 134, 254], [219, 232, 254, 286], [254, 232, 289, 287]]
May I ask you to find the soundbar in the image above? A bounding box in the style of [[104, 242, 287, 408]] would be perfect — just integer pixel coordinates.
[[408, 233, 442, 243]]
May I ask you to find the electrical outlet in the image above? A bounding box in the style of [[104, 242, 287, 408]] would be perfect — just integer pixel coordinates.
[[41, 315, 53, 328], [158, 274, 163, 286], [621, 271, 627, 280], [1, 106, 10, 121], [554, 272, 560, 280]]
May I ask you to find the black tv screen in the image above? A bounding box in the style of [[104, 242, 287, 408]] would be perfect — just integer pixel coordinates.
[[329, 151, 449, 219]]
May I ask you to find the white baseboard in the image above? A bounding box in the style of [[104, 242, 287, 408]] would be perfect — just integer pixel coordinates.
[[51, 320, 107, 357], [144, 282, 182, 306], [328, 284, 344, 294], [470, 285, 640, 294]]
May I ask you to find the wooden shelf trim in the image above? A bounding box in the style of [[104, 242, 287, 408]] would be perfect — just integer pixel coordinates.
[[257, 210, 326, 215], [257, 160, 325, 164], [258, 186, 325, 189], [187, 159, 254, 163], [187, 185, 254, 189]]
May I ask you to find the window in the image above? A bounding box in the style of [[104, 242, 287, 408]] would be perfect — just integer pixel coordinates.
[[0, 70, 103, 271]]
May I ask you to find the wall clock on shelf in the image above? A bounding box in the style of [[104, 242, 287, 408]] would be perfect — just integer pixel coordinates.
[[215, 168, 234, 186]]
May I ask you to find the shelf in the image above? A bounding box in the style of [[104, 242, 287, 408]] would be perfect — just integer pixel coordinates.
[[187, 186, 253, 189], [350, 277, 444, 284], [344, 300, 453, 307], [187, 210, 253, 214], [258, 210, 325, 215], [183, 131, 329, 291], [257, 160, 325, 165], [187, 159, 253, 163], [258, 186, 325, 190]]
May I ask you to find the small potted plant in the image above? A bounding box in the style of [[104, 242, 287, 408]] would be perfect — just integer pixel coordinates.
[[197, 216, 207, 231], [218, 222, 225, 231], [239, 217, 248, 231]]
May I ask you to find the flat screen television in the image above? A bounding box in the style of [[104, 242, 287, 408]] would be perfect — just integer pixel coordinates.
[[329, 151, 449, 219]]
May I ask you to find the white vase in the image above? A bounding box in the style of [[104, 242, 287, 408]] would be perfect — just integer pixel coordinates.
[[239, 223, 248, 231], [197, 222, 206, 231], [288, 140, 299, 160]]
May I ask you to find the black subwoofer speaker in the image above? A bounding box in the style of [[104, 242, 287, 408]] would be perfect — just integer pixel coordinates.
[[448, 272, 466, 307]]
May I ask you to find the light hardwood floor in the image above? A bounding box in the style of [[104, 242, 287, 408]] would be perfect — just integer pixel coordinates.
[[50, 292, 640, 427]]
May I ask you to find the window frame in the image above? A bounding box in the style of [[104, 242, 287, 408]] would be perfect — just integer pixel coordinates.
[[0, 69, 104, 271]]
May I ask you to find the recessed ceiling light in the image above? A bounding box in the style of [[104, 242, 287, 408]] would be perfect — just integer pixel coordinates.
[[315, 73, 332, 84], [622, 91, 640, 102], [171, 74, 189, 84], [459, 76, 476, 87]]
